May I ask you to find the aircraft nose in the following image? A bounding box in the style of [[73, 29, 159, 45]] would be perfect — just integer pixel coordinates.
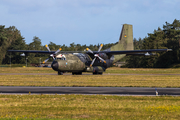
[[51, 61, 59, 71]]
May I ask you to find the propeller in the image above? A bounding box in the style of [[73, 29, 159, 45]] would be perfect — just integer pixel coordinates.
[[42, 45, 62, 64], [86, 44, 106, 67]]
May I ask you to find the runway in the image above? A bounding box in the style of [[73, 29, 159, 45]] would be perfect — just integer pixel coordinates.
[[1, 86, 180, 96]]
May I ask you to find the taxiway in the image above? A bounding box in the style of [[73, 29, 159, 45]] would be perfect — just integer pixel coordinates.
[[0, 86, 180, 96]]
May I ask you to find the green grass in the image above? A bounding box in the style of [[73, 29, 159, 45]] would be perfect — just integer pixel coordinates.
[[1, 67, 180, 87], [1, 67, 180, 74], [0, 75, 180, 87], [1, 67, 180, 119], [0, 67, 56, 73], [0, 95, 180, 119], [105, 67, 180, 74]]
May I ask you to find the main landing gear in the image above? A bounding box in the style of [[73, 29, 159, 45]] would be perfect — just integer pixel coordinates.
[[58, 71, 63, 75], [72, 72, 82, 75], [93, 72, 103, 75], [57, 71, 102, 75]]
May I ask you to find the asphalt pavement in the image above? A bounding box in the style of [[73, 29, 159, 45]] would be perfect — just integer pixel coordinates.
[[0, 86, 180, 96]]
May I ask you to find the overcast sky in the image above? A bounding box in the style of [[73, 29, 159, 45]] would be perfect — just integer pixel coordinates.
[[1, 0, 179, 46]]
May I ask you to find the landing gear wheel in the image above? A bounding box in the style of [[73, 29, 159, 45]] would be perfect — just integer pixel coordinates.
[[93, 72, 103, 75], [93, 72, 97, 75], [58, 71, 63, 75], [72, 72, 82, 75], [78, 72, 82, 75]]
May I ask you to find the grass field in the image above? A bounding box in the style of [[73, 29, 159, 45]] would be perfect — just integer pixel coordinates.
[[1, 67, 180, 74], [0, 67, 56, 73], [0, 67, 180, 87], [0, 95, 180, 119], [1, 74, 180, 88], [1, 67, 180, 119]]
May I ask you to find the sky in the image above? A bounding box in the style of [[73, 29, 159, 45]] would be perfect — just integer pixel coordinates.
[[0, 0, 180, 46]]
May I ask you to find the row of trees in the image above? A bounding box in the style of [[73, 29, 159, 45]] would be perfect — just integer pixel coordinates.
[[0, 26, 26, 64], [0, 19, 180, 67], [125, 19, 180, 68]]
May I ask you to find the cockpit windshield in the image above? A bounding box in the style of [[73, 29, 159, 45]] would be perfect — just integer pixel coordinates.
[[55, 57, 66, 60], [55, 54, 66, 60]]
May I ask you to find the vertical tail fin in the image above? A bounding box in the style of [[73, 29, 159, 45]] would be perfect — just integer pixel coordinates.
[[110, 24, 134, 63], [119, 24, 133, 50], [113, 24, 134, 51]]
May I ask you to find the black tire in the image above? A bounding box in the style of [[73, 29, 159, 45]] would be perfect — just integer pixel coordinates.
[[98, 72, 103, 75], [77, 72, 82, 75], [58, 71, 63, 75], [93, 72, 103, 75], [93, 72, 97, 75], [72, 72, 82, 75]]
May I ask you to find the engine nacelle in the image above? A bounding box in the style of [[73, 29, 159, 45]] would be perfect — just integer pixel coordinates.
[[98, 53, 108, 60]]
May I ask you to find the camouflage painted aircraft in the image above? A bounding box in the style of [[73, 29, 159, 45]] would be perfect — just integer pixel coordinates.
[[8, 24, 172, 75]]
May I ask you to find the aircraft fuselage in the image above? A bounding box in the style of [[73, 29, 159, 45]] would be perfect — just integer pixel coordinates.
[[51, 53, 111, 75]]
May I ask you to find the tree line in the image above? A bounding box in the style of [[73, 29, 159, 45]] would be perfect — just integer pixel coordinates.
[[0, 19, 180, 68], [125, 19, 180, 68]]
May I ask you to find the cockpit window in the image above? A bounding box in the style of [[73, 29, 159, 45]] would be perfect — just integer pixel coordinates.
[[55, 54, 66, 60], [56, 57, 66, 60]]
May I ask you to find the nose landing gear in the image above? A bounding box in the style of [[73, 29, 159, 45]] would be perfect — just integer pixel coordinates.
[[58, 71, 63, 75]]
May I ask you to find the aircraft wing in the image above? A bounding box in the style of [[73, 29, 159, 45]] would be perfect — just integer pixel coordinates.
[[7, 50, 85, 54], [8, 49, 172, 55], [7, 50, 55, 54], [96, 49, 172, 55]]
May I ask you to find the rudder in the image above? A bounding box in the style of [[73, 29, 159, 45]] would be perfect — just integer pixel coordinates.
[[110, 24, 134, 63]]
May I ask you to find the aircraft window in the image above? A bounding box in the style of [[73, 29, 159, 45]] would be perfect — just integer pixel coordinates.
[[56, 58, 66, 60]]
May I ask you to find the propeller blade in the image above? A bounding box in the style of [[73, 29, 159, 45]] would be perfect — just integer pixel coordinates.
[[43, 45, 61, 64], [97, 56, 106, 63], [55, 48, 62, 54], [86, 48, 94, 54], [98, 44, 103, 52], [90, 58, 96, 67], [45, 45, 51, 52], [87, 44, 106, 67], [42, 58, 50, 64]]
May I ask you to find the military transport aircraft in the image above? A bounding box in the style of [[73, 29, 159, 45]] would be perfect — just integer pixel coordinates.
[[8, 24, 172, 75]]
